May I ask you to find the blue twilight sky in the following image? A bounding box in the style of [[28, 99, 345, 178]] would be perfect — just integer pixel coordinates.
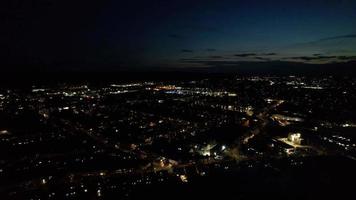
[[2, 0, 356, 70]]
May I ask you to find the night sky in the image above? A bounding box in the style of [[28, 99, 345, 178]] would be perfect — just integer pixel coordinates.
[[2, 0, 356, 72]]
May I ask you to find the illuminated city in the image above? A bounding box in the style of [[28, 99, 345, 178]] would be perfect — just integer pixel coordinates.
[[2, 0, 356, 199], [0, 75, 355, 199]]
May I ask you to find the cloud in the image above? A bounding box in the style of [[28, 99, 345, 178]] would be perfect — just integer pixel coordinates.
[[234, 53, 257, 57], [286, 56, 337, 61], [288, 56, 318, 61], [318, 34, 356, 42], [231, 52, 277, 61], [317, 56, 338, 59], [255, 57, 271, 61], [182, 60, 241, 67], [262, 53, 277, 56], [285, 33, 356, 56], [182, 53, 356, 66], [177, 59, 356, 75], [337, 55, 356, 60], [285, 55, 356, 63], [206, 48, 217, 52], [181, 49, 194, 53], [179, 52, 356, 73]]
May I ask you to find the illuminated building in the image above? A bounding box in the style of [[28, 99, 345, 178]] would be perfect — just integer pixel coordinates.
[[288, 133, 303, 145]]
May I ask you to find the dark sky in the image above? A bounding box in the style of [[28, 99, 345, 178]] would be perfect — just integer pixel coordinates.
[[2, 0, 356, 72]]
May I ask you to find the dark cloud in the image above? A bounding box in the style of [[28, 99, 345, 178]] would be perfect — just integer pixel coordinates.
[[179, 59, 356, 75], [255, 57, 271, 61], [289, 56, 337, 61], [337, 55, 356, 60], [317, 56, 338, 59], [287, 56, 322, 61], [287, 55, 356, 62], [262, 53, 277, 56], [318, 34, 356, 41], [183, 60, 242, 67], [233, 53, 276, 60], [289, 34, 356, 54], [181, 49, 194, 53], [180, 55, 224, 61], [234, 53, 257, 57], [287, 56, 328, 61], [206, 48, 217, 52]]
